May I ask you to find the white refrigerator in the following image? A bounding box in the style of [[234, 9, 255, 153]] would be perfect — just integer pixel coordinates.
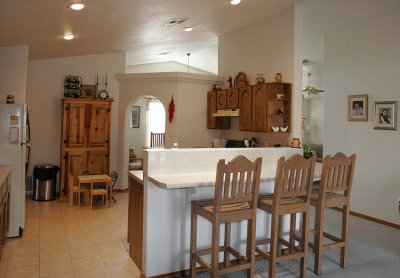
[[0, 104, 28, 237]]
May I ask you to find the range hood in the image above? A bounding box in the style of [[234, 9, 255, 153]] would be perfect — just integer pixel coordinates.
[[212, 109, 239, 117]]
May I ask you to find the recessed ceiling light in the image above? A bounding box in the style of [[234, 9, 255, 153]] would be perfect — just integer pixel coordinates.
[[184, 27, 193, 32], [63, 34, 75, 40], [230, 0, 241, 5], [159, 52, 170, 55], [69, 1, 85, 10]]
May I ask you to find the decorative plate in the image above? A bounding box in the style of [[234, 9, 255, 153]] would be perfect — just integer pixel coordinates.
[[234, 72, 248, 88]]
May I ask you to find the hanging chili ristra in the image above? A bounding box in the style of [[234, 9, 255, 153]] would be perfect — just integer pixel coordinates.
[[168, 95, 175, 123]]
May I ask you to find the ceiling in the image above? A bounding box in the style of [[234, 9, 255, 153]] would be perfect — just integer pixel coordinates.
[[0, 0, 300, 74]]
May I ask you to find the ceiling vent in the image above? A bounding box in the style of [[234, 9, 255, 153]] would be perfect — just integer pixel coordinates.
[[165, 18, 186, 26]]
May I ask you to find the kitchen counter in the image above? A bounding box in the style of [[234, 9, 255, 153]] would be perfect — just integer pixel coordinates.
[[127, 147, 318, 277]]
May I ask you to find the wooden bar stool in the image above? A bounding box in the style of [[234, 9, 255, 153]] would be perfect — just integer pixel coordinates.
[[190, 155, 262, 278], [309, 152, 356, 275], [150, 132, 165, 148], [256, 154, 316, 278]]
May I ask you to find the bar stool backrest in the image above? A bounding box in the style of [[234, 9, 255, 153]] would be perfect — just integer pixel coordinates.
[[213, 155, 262, 212], [319, 152, 356, 197], [150, 132, 165, 148], [273, 154, 316, 204]]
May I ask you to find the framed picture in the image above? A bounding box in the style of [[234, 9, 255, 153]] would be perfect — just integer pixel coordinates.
[[131, 106, 140, 128], [80, 85, 97, 99], [348, 94, 368, 121], [374, 101, 397, 130]]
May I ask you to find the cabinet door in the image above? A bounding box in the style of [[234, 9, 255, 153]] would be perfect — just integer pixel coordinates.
[[87, 103, 110, 147], [227, 88, 239, 109], [239, 87, 252, 131], [65, 103, 86, 147], [87, 150, 109, 175], [216, 90, 227, 109], [207, 91, 217, 129], [252, 84, 267, 132]]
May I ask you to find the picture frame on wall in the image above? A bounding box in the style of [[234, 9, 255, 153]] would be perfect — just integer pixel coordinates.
[[131, 106, 140, 128], [374, 101, 397, 130], [348, 94, 368, 121]]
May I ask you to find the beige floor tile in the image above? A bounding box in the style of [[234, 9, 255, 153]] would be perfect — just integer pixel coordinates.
[[73, 270, 108, 278], [9, 240, 39, 256], [39, 261, 73, 277], [96, 239, 126, 256], [7, 251, 39, 268], [40, 273, 74, 278], [68, 241, 97, 259], [39, 239, 68, 252], [5, 264, 39, 278], [71, 255, 105, 273], [39, 249, 70, 264]]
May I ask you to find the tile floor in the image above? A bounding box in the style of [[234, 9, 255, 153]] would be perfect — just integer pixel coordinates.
[[0, 192, 141, 278]]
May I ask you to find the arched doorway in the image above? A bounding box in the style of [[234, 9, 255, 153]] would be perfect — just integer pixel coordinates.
[[122, 95, 166, 183]]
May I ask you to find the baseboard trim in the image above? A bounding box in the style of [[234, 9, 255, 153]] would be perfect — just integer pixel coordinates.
[[330, 207, 400, 229], [142, 254, 281, 278], [114, 188, 129, 192]]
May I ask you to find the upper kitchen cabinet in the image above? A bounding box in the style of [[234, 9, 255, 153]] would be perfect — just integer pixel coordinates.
[[60, 98, 112, 196], [226, 88, 239, 109], [238, 86, 252, 131], [216, 90, 227, 109], [207, 91, 231, 129], [252, 84, 268, 132]]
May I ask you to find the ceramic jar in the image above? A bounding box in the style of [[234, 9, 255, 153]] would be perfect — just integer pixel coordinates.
[[275, 73, 283, 82], [291, 138, 300, 148], [255, 73, 265, 84]]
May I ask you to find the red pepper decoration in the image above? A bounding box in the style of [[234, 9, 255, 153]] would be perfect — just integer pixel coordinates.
[[168, 95, 175, 123]]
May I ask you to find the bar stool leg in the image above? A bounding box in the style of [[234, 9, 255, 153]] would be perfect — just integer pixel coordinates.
[[277, 215, 283, 256], [314, 205, 325, 275], [190, 207, 197, 277], [289, 213, 297, 252], [246, 219, 256, 278], [300, 210, 310, 278], [211, 220, 220, 278], [224, 223, 231, 267], [269, 212, 279, 278], [340, 204, 350, 268]]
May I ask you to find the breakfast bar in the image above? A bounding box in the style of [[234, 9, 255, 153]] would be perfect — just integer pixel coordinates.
[[128, 148, 322, 277]]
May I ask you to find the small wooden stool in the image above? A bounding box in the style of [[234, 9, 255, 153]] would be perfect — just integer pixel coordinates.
[[90, 175, 111, 209], [70, 174, 90, 207]]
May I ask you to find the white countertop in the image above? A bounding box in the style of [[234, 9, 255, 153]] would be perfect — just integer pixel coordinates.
[[139, 163, 323, 190]]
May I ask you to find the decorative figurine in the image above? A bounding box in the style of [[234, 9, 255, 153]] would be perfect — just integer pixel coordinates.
[[275, 73, 283, 82], [227, 76, 233, 88], [255, 73, 265, 84]]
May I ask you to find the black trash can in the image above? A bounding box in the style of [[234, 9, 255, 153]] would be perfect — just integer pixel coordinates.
[[33, 164, 60, 201]]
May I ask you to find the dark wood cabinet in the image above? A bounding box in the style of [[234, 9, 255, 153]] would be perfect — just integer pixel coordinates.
[[239, 87, 252, 131], [0, 167, 10, 259], [207, 91, 231, 129], [252, 84, 268, 132], [227, 88, 239, 109], [216, 90, 227, 109], [60, 99, 112, 196], [207, 83, 291, 133]]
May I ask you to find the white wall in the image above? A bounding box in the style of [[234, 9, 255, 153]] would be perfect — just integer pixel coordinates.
[[26, 52, 125, 182], [0, 46, 29, 104], [217, 7, 303, 144], [127, 97, 147, 158], [324, 11, 400, 225], [116, 72, 224, 188], [126, 61, 213, 75]]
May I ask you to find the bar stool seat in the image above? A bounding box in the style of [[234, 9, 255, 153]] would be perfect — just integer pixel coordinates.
[[190, 155, 262, 278]]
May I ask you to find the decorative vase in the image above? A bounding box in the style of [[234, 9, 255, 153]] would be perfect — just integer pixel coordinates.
[[275, 73, 283, 82], [255, 73, 265, 85]]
